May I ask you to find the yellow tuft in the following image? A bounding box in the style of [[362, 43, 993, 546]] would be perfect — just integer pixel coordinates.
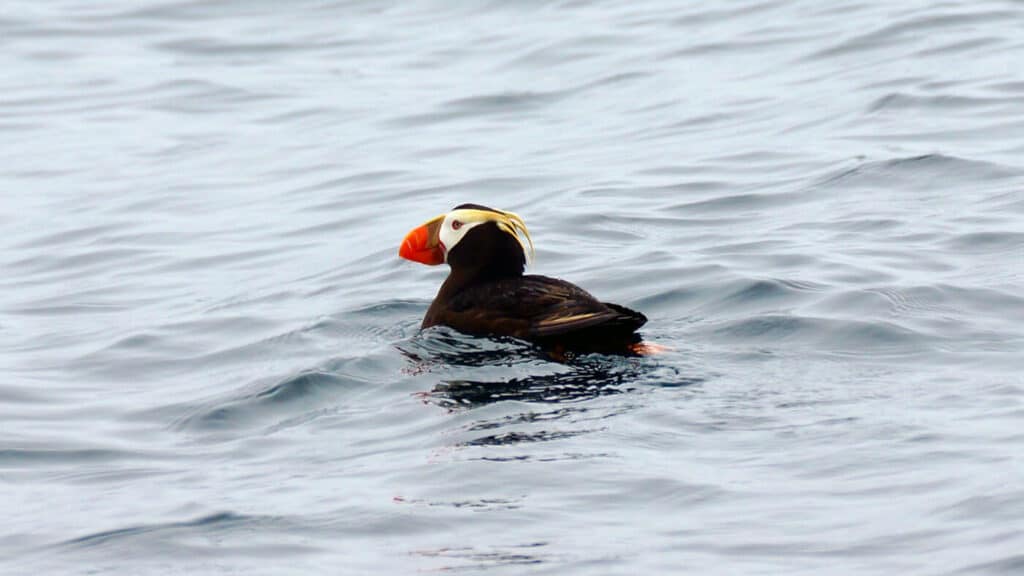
[[448, 208, 535, 265]]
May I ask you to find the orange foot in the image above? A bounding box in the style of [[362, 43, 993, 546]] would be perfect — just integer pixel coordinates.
[[629, 341, 673, 356]]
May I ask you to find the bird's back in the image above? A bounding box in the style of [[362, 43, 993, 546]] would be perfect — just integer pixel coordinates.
[[425, 274, 646, 354]]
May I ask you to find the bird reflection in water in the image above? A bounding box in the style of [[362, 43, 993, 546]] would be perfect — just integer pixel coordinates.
[[396, 327, 677, 411], [431, 367, 632, 409]]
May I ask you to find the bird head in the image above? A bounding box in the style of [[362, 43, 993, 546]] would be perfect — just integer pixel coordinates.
[[398, 204, 534, 270]]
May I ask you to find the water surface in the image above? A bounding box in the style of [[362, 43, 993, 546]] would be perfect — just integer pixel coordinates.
[[3, 1, 1024, 574]]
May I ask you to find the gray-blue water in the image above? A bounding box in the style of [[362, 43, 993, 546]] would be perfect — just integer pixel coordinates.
[[3, 1, 1023, 574]]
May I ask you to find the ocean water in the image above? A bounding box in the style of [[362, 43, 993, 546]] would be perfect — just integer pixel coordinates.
[[3, 1, 1023, 574]]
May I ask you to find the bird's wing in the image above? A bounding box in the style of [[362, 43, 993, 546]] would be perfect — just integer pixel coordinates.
[[448, 275, 646, 339]]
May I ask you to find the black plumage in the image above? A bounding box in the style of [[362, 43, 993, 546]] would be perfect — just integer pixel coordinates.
[[409, 206, 647, 355]]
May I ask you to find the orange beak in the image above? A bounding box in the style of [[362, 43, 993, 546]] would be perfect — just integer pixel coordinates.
[[398, 215, 445, 265]]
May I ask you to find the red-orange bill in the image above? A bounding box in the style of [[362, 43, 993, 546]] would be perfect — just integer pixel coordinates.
[[398, 216, 445, 265]]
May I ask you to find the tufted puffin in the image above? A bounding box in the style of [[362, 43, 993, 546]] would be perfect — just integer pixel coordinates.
[[398, 204, 649, 355]]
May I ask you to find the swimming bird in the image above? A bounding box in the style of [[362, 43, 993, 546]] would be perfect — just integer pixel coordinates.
[[398, 203, 648, 355]]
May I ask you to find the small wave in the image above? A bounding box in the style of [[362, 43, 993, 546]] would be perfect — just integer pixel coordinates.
[[61, 511, 249, 548], [173, 361, 373, 434], [704, 313, 937, 357], [806, 9, 1017, 61], [668, 190, 811, 215], [684, 277, 827, 318], [388, 89, 575, 128], [816, 154, 1019, 190]]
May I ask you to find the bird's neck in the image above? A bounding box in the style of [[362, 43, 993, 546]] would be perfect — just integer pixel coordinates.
[[437, 260, 522, 302]]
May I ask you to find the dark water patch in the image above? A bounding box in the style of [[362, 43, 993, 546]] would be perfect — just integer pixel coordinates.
[[4, 22, 163, 40], [254, 104, 340, 127], [939, 492, 1024, 524], [432, 375, 625, 409], [389, 89, 575, 128], [10, 300, 137, 317], [943, 231, 1024, 254], [913, 37, 1002, 58], [0, 447, 132, 466], [699, 241, 790, 257], [429, 366, 631, 410], [156, 38, 322, 57], [0, 382, 52, 404], [580, 70, 651, 90], [987, 80, 1024, 94], [393, 495, 524, 511], [111, 1, 310, 23], [424, 346, 698, 413], [411, 542, 549, 571], [397, 327, 548, 370], [0, 120, 41, 133], [466, 406, 592, 431], [783, 217, 905, 234], [959, 555, 1024, 576], [868, 92, 1014, 113], [455, 402, 621, 453], [251, 370, 352, 405], [777, 278, 831, 292], [464, 428, 595, 447]]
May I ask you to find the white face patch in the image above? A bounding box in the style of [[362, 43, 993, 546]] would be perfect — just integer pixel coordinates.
[[434, 207, 534, 266], [438, 211, 486, 262]]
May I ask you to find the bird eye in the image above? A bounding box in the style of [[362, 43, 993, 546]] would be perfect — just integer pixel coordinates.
[[452, 220, 462, 230]]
